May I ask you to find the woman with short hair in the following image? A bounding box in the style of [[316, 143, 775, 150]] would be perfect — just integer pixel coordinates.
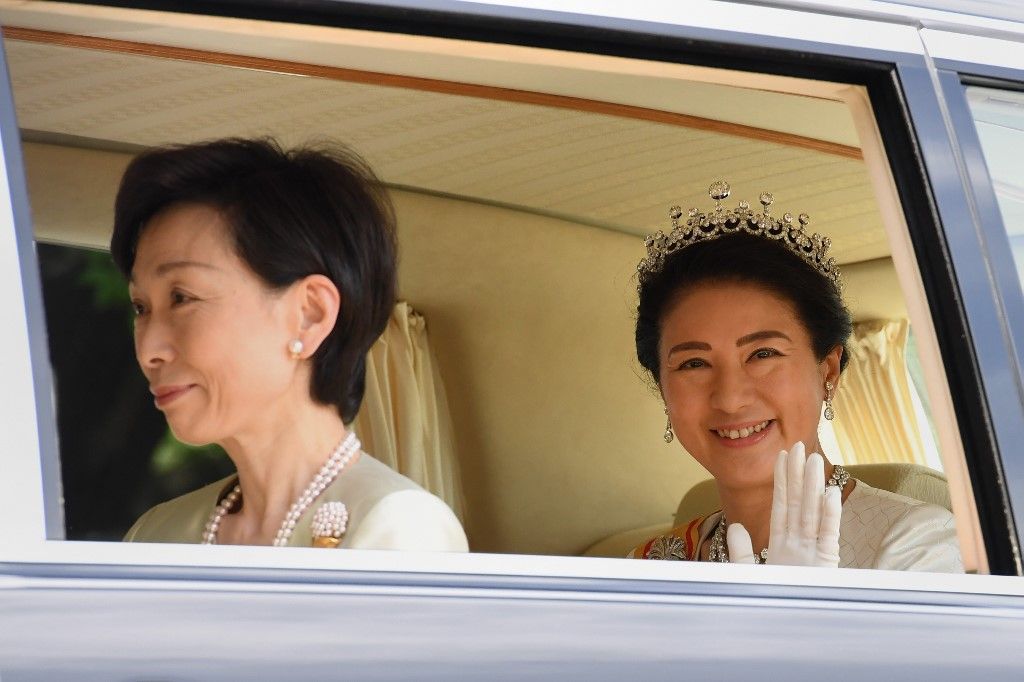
[[116, 138, 467, 551], [630, 181, 961, 571]]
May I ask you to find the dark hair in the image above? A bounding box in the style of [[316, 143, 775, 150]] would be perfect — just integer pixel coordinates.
[[635, 233, 852, 384], [111, 137, 397, 423]]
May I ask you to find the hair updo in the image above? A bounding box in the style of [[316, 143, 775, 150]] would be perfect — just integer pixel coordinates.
[[110, 137, 397, 423], [635, 232, 853, 385]]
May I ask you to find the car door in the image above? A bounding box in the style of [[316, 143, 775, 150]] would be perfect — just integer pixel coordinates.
[[2, 1, 1024, 679]]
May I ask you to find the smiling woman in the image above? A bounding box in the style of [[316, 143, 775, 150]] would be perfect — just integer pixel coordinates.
[[110, 138, 468, 551], [628, 182, 963, 571]]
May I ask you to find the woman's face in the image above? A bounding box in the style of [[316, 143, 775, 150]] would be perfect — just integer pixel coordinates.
[[658, 281, 841, 491], [129, 202, 301, 445]]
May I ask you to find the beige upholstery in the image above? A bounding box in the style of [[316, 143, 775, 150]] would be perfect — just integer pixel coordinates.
[[581, 463, 951, 558], [579, 522, 677, 559]]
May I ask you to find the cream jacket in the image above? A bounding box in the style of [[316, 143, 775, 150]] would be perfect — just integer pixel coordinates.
[[124, 452, 469, 552]]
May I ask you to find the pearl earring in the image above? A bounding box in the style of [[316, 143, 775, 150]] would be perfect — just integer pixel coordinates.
[[663, 408, 674, 443], [824, 380, 835, 421], [288, 339, 304, 359]]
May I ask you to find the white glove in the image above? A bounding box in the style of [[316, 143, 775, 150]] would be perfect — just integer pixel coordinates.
[[726, 441, 843, 567]]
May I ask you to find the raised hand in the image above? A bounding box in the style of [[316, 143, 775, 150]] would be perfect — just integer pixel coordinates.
[[725, 442, 842, 567]]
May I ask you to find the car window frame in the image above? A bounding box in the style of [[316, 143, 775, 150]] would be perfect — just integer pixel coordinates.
[[1, 0, 1020, 581], [0, 31, 63, 544], [901, 29, 1024, 574], [934, 65, 1024, 575]]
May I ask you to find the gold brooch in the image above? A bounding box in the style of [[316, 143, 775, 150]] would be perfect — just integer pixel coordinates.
[[310, 501, 349, 548]]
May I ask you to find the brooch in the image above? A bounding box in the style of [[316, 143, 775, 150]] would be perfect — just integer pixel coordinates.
[[310, 501, 349, 548], [646, 535, 689, 560]]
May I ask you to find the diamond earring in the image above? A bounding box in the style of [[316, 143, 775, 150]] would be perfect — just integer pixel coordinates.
[[824, 380, 835, 421], [288, 339, 304, 359], [663, 408, 674, 443]]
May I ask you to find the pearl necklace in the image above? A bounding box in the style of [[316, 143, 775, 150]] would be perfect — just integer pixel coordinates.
[[708, 464, 850, 564], [201, 432, 361, 546]]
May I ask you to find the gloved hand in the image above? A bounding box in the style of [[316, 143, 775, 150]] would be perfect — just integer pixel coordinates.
[[726, 441, 842, 567]]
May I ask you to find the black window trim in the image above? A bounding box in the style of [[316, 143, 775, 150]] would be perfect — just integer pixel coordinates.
[[936, 66, 1024, 573]]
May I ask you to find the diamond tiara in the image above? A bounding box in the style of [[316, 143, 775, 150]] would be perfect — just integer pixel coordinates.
[[637, 180, 841, 290]]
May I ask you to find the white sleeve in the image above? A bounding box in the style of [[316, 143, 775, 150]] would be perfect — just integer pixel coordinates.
[[346, 489, 469, 553], [873, 503, 964, 573]]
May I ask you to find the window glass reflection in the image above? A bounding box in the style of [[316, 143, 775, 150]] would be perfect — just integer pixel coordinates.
[[966, 86, 1024, 282]]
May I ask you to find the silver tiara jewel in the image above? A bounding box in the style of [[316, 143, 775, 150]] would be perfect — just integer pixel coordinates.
[[637, 180, 841, 291]]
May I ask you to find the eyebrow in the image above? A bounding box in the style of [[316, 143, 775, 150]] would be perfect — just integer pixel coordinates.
[[130, 260, 219, 283], [736, 330, 792, 346], [666, 340, 712, 356], [665, 330, 792, 358]]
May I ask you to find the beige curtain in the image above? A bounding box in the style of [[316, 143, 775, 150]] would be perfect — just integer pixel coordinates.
[[831, 319, 930, 466], [350, 302, 466, 521]]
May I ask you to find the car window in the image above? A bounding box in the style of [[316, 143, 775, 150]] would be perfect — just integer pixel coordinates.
[[0, 2, 996, 576], [965, 86, 1024, 281]]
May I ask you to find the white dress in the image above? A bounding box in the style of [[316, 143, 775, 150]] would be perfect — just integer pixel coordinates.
[[835, 479, 962, 572], [632, 479, 963, 572]]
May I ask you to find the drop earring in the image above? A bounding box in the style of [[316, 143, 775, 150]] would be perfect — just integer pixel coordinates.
[[288, 339, 304, 359], [663, 408, 674, 443], [824, 380, 835, 421]]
